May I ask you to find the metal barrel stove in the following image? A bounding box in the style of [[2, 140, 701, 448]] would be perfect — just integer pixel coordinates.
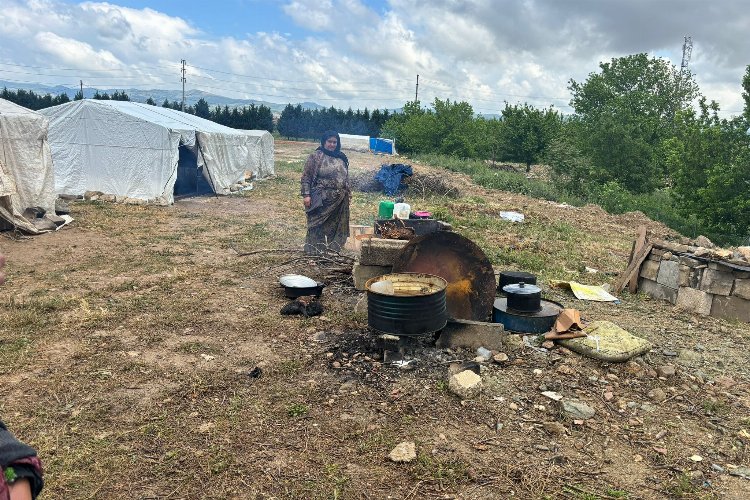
[[365, 273, 448, 336]]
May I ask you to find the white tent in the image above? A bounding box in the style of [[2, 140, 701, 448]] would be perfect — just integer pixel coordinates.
[[40, 100, 274, 204], [0, 98, 57, 233], [339, 133, 371, 152]]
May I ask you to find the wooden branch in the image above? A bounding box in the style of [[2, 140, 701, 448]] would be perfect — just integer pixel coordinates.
[[614, 242, 653, 294], [628, 226, 648, 293]]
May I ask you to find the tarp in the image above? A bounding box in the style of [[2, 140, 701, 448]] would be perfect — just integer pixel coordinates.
[[0, 98, 57, 233], [374, 163, 412, 195], [339, 133, 370, 152], [39, 100, 274, 204], [369, 137, 396, 155]]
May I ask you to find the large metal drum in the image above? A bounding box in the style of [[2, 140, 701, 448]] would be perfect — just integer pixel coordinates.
[[366, 273, 448, 336]]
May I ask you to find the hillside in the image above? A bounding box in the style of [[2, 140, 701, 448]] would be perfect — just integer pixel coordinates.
[[1, 142, 749, 499]]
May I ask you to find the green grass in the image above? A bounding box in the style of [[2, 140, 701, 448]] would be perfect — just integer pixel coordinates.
[[286, 403, 309, 418], [414, 152, 733, 244]]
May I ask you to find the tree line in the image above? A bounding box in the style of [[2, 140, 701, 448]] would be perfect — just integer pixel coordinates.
[[380, 54, 750, 244], [277, 104, 392, 139]]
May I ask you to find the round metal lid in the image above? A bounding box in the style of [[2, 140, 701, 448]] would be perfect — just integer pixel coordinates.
[[502, 282, 541, 295]]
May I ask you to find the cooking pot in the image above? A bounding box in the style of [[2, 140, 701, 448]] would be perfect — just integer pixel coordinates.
[[279, 274, 325, 298], [497, 270, 537, 293], [502, 282, 542, 312]]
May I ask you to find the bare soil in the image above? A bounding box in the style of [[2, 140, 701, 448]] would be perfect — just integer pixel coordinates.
[[1, 141, 749, 499]]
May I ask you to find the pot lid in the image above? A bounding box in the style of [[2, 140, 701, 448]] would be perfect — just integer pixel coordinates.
[[279, 274, 317, 288], [502, 282, 541, 295]]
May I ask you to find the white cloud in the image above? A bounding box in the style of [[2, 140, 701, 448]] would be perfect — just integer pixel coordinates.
[[0, 0, 748, 115]]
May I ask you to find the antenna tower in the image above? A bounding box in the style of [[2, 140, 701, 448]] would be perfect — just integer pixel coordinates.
[[680, 36, 693, 75]]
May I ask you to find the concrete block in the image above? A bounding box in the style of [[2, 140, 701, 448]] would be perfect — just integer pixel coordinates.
[[710, 295, 750, 323], [639, 278, 677, 304], [359, 237, 409, 266], [436, 319, 506, 351], [676, 287, 713, 316], [640, 260, 660, 280], [353, 262, 391, 290], [733, 279, 750, 300], [700, 268, 734, 296], [656, 260, 679, 289]]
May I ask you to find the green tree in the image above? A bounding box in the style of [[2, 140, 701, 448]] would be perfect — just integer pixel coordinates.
[[499, 103, 562, 171], [568, 53, 699, 192], [93, 90, 110, 100], [194, 98, 210, 118], [145, 97, 156, 105], [74, 90, 84, 100]]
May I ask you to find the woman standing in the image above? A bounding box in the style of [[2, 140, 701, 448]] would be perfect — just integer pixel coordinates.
[[301, 131, 351, 254]]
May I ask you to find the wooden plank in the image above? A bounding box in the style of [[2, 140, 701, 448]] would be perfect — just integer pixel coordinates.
[[628, 226, 648, 293], [614, 243, 653, 294]]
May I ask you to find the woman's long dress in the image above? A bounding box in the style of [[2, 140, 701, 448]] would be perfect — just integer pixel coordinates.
[[301, 151, 350, 253]]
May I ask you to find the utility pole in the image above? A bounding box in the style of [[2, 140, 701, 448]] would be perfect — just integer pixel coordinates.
[[181, 59, 186, 112], [80, 80, 83, 98], [415, 74, 419, 103]]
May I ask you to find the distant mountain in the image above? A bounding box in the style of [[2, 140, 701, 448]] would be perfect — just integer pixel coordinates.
[[0, 80, 325, 113]]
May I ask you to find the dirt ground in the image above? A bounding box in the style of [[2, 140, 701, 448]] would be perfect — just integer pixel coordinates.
[[1, 141, 749, 499]]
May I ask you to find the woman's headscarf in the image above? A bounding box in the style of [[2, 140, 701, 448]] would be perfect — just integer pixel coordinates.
[[317, 130, 349, 168]]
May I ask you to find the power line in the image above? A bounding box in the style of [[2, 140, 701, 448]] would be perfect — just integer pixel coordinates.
[[187, 63, 412, 85]]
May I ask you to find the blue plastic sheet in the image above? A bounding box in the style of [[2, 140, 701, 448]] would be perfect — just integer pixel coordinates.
[[374, 163, 412, 195]]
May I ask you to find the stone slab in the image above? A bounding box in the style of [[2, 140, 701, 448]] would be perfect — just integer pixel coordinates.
[[436, 319, 507, 351], [710, 295, 750, 323], [352, 262, 392, 290], [639, 278, 677, 304], [734, 279, 750, 300], [640, 260, 660, 281], [359, 237, 409, 266], [679, 265, 690, 287], [676, 287, 713, 316], [656, 260, 679, 289], [700, 268, 734, 296], [679, 256, 703, 268]]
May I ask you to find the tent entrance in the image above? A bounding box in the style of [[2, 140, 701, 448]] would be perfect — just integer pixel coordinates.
[[174, 145, 213, 197]]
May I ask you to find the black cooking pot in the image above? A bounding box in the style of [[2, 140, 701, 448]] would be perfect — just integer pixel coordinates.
[[502, 282, 542, 312], [497, 271, 537, 293], [283, 282, 325, 298]]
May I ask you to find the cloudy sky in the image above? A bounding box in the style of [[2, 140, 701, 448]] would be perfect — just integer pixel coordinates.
[[1, 0, 748, 116]]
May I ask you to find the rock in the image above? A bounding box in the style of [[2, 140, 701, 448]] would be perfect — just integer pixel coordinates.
[[657, 365, 676, 378], [694, 235, 714, 248], [541, 391, 563, 401], [625, 361, 643, 375], [476, 347, 493, 361], [84, 190, 104, 200], [436, 319, 506, 350], [541, 340, 555, 349], [728, 467, 750, 480], [55, 198, 71, 215], [99, 194, 117, 203], [492, 352, 509, 364], [711, 464, 725, 473], [737, 246, 750, 261], [604, 391, 614, 401], [688, 454, 703, 462], [448, 370, 482, 399], [543, 421, 567, 435], [389, 441, 417, 463], [560, 399, 596, 420], [662, 349, 678, 357], [648, 388, 667, 402]]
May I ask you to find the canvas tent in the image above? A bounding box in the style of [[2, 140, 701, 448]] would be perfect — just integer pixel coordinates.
[[339, 133, 371, 152], [0, 98, 57, 233], [40, 100, 274, 204]]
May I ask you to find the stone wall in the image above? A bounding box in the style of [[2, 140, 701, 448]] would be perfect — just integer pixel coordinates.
[[637, 241, 750, 323]]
